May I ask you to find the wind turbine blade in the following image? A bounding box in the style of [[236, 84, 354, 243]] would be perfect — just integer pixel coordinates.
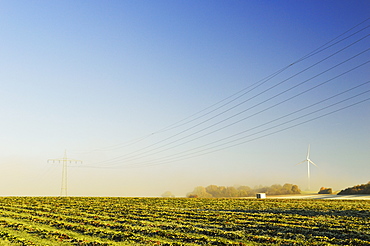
[[308, 159, 318, 167], [295, 160, 307, 165]]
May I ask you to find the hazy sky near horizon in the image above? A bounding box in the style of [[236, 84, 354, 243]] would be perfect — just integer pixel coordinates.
[[0, 1, 369, 196]]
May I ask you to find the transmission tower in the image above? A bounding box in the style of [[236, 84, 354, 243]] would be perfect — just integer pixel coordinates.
[[48, 150, 82, 196]]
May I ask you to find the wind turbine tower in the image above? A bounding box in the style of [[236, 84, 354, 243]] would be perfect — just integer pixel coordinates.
[[48, 150, 82, 196], [295, 145, 317, 191]]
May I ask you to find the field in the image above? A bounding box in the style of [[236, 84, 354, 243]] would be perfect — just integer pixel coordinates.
[[0, 197, 369, 245]]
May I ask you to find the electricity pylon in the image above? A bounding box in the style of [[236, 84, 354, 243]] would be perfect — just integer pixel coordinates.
[[48, 150, 82, 196]]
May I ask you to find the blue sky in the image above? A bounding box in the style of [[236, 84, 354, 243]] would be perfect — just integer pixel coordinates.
[[0, 1, 369, 196]]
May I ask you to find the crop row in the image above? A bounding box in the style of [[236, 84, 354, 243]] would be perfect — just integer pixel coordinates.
[[0, 207, 254, 245], [0, 197, 369, 245]]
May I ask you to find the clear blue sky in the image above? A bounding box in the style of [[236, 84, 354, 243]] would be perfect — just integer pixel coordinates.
[[0, 1, 369, 196]]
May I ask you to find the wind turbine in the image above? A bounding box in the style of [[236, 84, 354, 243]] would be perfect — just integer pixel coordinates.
[[296, 145, 317, 191]]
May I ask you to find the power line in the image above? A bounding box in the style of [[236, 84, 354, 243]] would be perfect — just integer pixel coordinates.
[[88, 59, 369, 168], [87, 44, 370, 166], [80, 92, 370, 169], [137, 19, 370, 135], [78, 18, 370, 169], [153, 82, 370, 165], [119, 50, 370, 162], [79, 18, 370, 153], [119, 62, 370, 165], [82, 78, 370, 169], [123, 91, 370, 168]]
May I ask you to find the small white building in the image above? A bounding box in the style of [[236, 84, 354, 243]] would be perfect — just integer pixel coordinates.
[[256, 193, 266, 199]]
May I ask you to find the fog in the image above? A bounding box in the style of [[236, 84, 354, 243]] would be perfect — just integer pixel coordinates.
[[0, 147, 367, 197]]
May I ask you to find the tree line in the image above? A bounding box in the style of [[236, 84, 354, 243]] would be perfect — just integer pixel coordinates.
[[338, 181, 370, 195], [187, 183, 301, 198]]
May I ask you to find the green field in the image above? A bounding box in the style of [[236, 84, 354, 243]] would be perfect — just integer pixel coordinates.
[[0, 197, 369, 245]]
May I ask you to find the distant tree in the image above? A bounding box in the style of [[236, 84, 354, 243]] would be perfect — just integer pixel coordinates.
[[254, 185, 268, 194], [237, 186, 253, 197], [283, 183, 301, 194], [161, 191, 175, 198], [187, 183, 301, 197], [267, 184, 283, 195], [219, 186, 227, 197], [291, 185, 301, 194], [206, 185, 222, 197], [224, 187, 239, 197], [206, 185, 254, 197], [187, 186, 213, 198], [282, 183, 293, 194], [318, 187, 333, 194], [338, 182, 370, 195], [261, 183, 300, 195]]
